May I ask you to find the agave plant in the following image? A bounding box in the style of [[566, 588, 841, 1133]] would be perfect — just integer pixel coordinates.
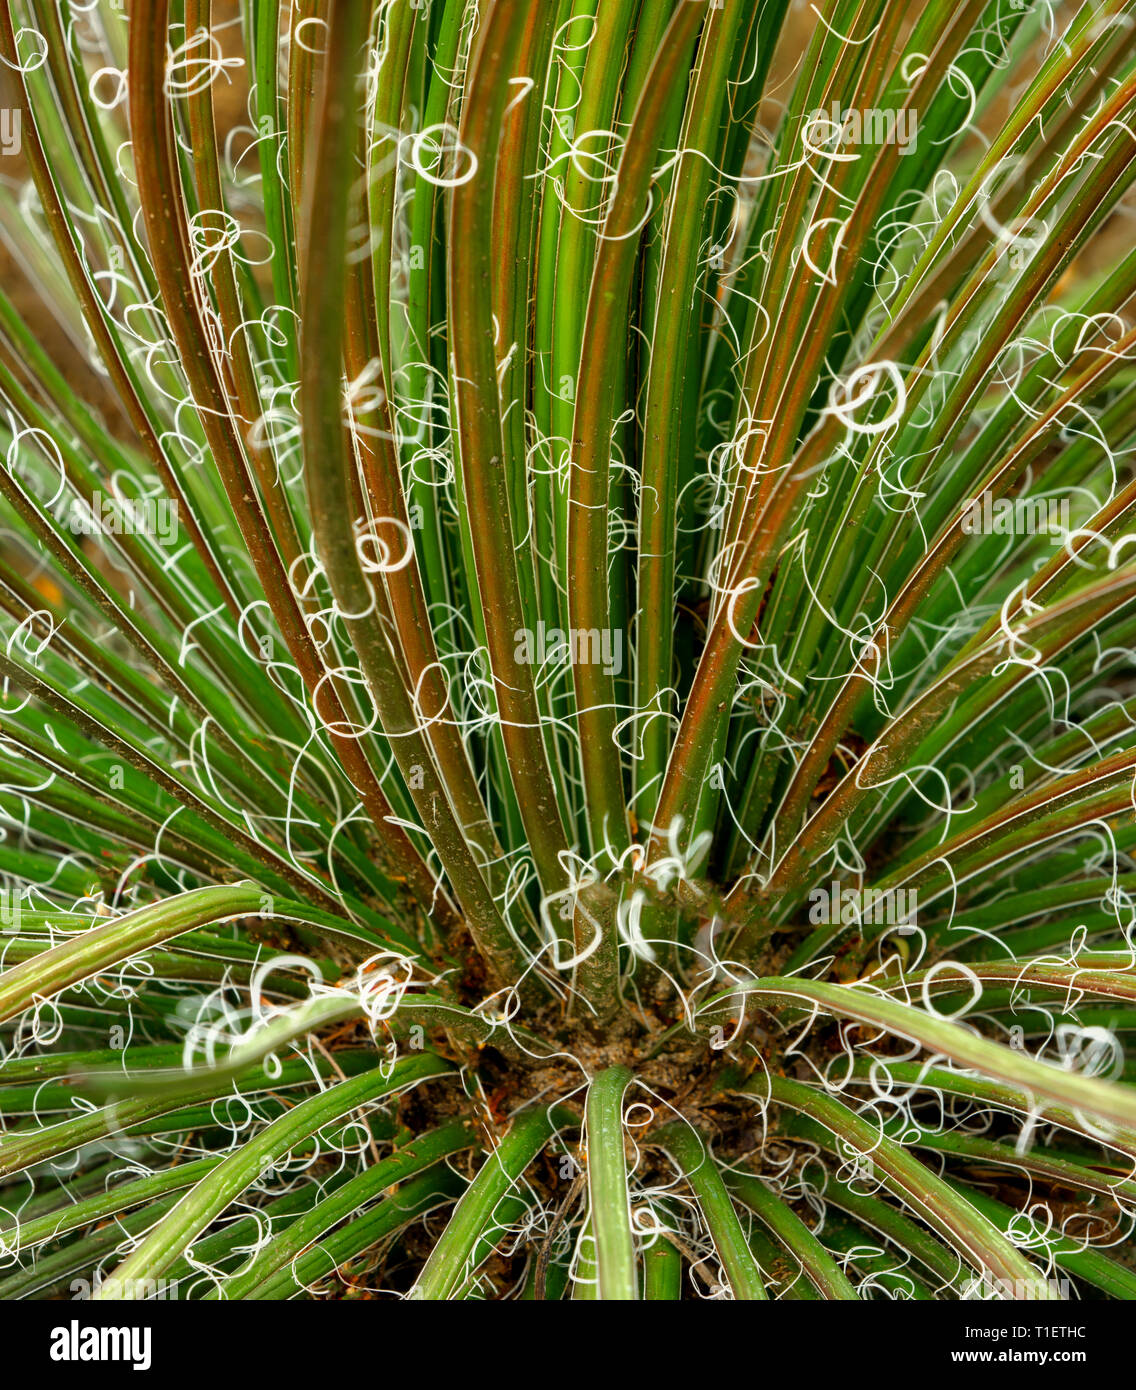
[[0, 0, 1135, 1305]]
